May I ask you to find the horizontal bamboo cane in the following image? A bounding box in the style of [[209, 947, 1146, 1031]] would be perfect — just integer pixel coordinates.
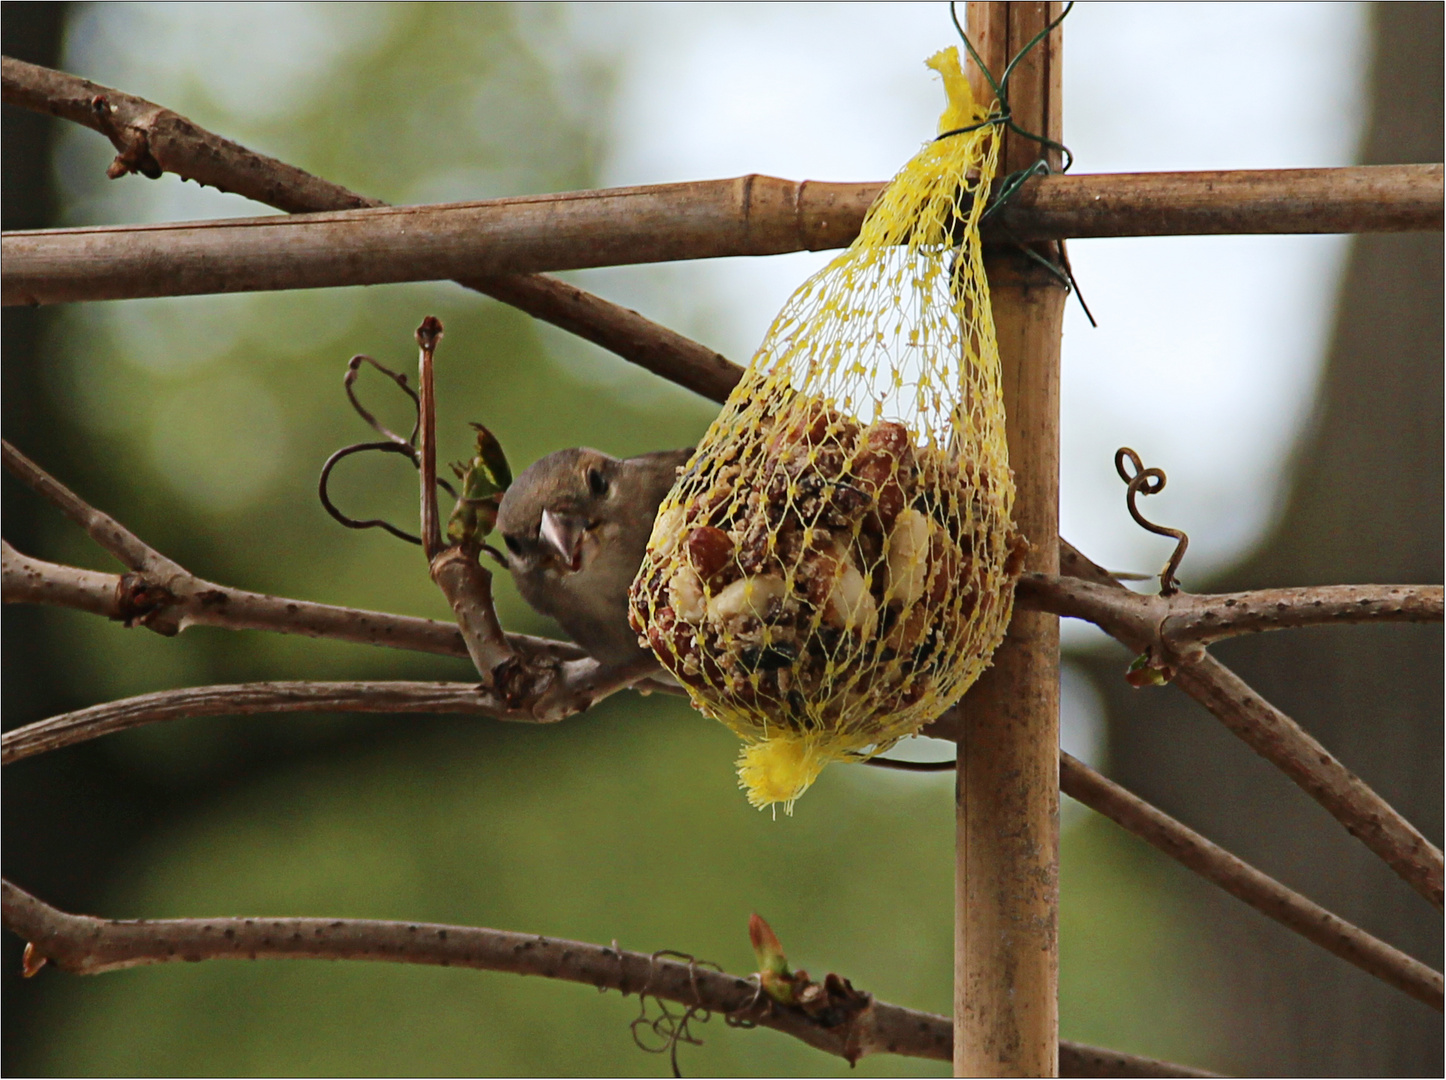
[[3, 164, 1440, 306]]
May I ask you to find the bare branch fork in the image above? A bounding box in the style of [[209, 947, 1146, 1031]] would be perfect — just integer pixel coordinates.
[[0, 441, 579, 664], [1052, 543, 1445, 910]]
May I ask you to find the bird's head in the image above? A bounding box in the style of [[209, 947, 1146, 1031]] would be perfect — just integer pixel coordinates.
[[496, 447, 624, 578]]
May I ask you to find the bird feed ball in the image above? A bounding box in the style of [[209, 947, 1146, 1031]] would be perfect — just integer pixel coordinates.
[[629, 48, 1025, 812]]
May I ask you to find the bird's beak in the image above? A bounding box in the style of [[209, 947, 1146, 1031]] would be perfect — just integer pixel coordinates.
[[539, 508, 587, 573]]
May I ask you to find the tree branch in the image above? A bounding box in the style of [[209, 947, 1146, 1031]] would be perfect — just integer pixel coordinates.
[[1056, 542, 1445, 911], [1, 539, 468, 658], [1058, 753, 1443, 1010], [0, 678, 624, 766], [463, 270, 742, 403], [870, 751, 1441, 1009], [0, 56, 744, 402], [0, 681, 531, 764], [1, 442, 584, 664], [10, 665, 1437, 1017], [1, 437, 179, 575], [0, 878, 1218, 1077], [0, 655, 679, 766], [4, 163, 1441, 307], [0, 56, 375, 211], [1016, 575, 1443, 659], [429, 548, 518, 677]]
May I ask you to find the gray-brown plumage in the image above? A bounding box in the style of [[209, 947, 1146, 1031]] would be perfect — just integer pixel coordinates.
[[496, 446, 691, 665]]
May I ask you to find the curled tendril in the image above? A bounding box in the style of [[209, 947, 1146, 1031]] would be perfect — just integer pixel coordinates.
[[344, 353, 419, 447], [318, 353, 455, 545], [630, 950, 726, 1078], [1115, 447, 1189, 596]]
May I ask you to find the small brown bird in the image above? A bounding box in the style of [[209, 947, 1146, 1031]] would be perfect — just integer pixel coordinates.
[[496, 446, 692, 665]]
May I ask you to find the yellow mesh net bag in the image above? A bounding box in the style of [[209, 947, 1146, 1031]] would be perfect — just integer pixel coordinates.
[[629, 47, 1025, 812]]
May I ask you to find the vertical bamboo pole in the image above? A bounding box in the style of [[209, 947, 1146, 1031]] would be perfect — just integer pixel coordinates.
[[952, 3, 1066, 1076]]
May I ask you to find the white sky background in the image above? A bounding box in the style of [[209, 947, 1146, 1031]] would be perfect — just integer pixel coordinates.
[[59, 2, 1370, 769]]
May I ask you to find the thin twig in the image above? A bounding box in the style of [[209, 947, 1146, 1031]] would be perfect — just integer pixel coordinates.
[[1, 545, 580, 671], [5, 164, 1441, 307], [1114, 447, 1189, 595], [1058, 753, 1444, 1010], [0, 681, 535, 764], [0, 671, 681, 770], [415, 318, 444, 560], [464, 271, 742, 403], [1, 542, 120, 620], [0, 57, 377, 211], [1057, 541, 1446, 910], [0, 56, 743, 402], [0, 879, 1219, 1077], [1, 438, 179, 576], [409, 316, 527, 691]]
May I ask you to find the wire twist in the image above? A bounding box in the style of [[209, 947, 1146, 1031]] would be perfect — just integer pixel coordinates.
[[943, 2, 1095, 325]]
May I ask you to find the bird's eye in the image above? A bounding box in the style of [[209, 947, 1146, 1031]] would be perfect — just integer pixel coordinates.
[[586, 467, 609, 498], [503, 534, 524, 557]]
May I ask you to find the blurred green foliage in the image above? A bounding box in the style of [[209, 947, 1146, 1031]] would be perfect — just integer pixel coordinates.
[[14, 4, 1220, 1074]]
